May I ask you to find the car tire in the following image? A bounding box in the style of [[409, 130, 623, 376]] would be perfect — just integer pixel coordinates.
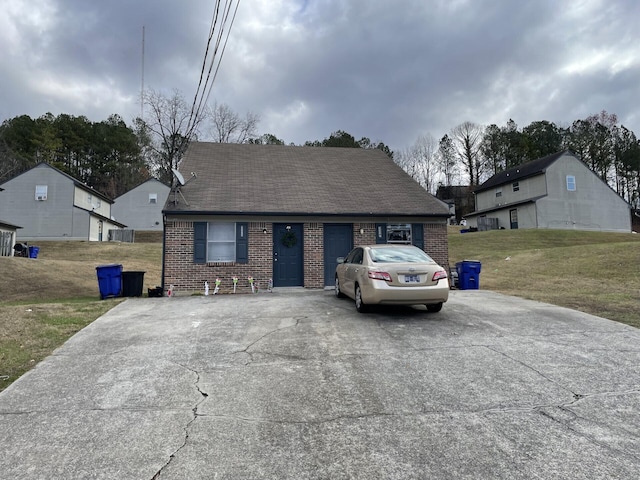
[[355, 284, 368, 313], [426, 302, 443, 313], [335, 275, 345, 298]]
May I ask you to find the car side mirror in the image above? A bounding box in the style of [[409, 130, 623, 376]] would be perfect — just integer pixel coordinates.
[[337, 257, 345, 264]]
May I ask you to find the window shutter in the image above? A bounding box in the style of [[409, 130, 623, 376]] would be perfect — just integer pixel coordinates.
[[412, 223, 424, 250], [236, 222, 248, 264], [375, 223, 386, 244], [194, 222, 207, 264]]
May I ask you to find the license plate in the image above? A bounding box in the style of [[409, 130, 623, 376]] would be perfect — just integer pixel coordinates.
[[404, 275, 420, 283]]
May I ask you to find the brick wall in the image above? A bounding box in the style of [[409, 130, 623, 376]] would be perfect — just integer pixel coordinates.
[[164, 221, 274, 295], [303, 223, 323, 288], [164, 220, 450, 295], [424, 223, 449, 269]]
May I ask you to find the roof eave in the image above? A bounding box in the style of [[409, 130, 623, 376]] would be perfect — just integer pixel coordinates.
[[162, 209, 451, 218]]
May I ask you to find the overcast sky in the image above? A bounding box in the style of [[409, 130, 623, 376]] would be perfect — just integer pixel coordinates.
[[2, 0, 639, 153]]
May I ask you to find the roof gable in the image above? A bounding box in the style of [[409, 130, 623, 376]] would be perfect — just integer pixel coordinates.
[[114, 178, 170, 201], [475, 150, 569, 193], [164, 143, 449, 217], [1, 163, 114, 204]]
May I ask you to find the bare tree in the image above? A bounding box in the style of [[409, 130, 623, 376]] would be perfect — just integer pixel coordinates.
[[436, 134, 459, 186], [208, 102, 259, 143], [450, 121, 485, 185], [395, 134, 439, 193], [141, 88, 203, 184]]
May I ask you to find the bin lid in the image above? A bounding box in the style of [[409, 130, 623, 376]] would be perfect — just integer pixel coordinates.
[[96, 263, 123, 269]]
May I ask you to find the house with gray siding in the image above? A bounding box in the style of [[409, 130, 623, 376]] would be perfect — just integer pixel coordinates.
[[465, 151, 631, 232], [163, 143, 451, 294], [0, 163, 126, 241], [112, 178, 169, 232]]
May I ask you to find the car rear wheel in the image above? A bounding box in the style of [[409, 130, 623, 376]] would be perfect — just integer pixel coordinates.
[[335, 275, 345, 298], [426, 302, 443, 313], [355, 284, 368, 313]]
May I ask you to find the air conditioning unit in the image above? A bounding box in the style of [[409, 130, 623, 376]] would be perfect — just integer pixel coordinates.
[[36, 195, 47, 201]]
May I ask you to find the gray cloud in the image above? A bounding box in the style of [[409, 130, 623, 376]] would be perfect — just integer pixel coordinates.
[[1, 0, 638, 153]]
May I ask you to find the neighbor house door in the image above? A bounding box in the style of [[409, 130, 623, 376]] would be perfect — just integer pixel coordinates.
[[510, 209, 518, 229], [323, 224, 353, 286], [273, 223, 304, 287]]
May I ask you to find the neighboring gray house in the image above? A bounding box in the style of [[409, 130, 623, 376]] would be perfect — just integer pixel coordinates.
[[163, 143, 451, 294], [0, 163, 126, 241], [465, 151, 631, 232], [0, 219, 21, 256], [112, 178, 169, 232]]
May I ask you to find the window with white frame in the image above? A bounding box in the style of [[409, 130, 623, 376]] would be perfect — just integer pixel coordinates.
[[512, 182, 519, 192], [566, 175, 576, 191], [149, 193, 158, 204], [35, 185, 48, 201], [495, 187, 502, 198], [207, 222, 236, 262]]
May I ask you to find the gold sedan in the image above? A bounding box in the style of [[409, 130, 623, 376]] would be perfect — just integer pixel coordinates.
[[335, 245, 449, 313]]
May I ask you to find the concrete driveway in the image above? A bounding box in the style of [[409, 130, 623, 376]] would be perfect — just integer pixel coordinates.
[[1, 290, 639, 479]]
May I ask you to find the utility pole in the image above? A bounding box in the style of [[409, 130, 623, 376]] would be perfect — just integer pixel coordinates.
[[140, 25, 145, 119]]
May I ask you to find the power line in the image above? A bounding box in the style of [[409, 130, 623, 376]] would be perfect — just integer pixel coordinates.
[[186, 0, 241, 140]]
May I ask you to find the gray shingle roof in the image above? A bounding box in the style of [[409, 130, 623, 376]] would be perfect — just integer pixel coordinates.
[[164, 143, 449, 217], [474, 150, 569, 193]]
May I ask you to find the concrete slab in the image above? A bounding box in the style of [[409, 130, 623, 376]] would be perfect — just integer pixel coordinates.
[[1, 290, 639, 479]]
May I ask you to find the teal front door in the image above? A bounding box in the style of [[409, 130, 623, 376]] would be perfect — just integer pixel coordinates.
[[273, 223, 304, 287], [323, 224, 353, 286]]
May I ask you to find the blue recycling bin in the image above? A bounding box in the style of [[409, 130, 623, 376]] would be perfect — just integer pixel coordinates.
[[456, 260, 482, 290], [28, 246, 40, 258], [96, 264, 123, 299]]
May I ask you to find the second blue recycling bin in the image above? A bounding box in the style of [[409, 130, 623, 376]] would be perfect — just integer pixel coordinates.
[[96, 264, 123, 299], [456, 260, 482, 290]]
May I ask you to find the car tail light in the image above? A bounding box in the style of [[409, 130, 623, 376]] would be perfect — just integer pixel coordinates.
[[432, 270, 448, 281], [368, 270, 392, 282]]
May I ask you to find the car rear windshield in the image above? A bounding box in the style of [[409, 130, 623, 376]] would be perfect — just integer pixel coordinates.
[[369, 247, 434, 264]]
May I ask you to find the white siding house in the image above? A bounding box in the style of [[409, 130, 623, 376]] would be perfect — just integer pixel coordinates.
[[0, 163, 126, 241], [112, 179, 169, 232], [466, 151, 631, 232], [0, 219, 22, 256]]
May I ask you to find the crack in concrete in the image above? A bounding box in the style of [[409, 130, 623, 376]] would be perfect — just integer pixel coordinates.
[[193, 389, 640, 427], [536, 390, 640, 462], [150, 363, 208, 480], [232, 317, 304, 362], [483, 345, 640, 460], [484, 345, 576, 396]]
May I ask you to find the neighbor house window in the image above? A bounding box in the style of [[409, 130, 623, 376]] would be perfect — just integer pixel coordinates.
[[149, 193, 158, 204], [495, 188, 502, 198], [194, 222, 248, 264], [35, 185, 48, 201], [512, 182, 519, 192], [566, 175, 576, 191]]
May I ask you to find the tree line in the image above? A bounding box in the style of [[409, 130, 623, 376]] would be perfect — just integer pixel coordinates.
[[396, 111, 640, 209], [1, 88, 638, 209], [0, 89, 393, 198]]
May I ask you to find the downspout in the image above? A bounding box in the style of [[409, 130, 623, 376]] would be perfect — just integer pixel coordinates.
[[161, 213, 166, 292]]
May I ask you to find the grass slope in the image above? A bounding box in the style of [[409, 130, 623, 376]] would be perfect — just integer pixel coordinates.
[[0, 241, 162, 391], [448, 228, 640, 327]]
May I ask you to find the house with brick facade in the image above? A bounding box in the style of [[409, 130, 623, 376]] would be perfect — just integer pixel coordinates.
[[162, 142, 451, 294]]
